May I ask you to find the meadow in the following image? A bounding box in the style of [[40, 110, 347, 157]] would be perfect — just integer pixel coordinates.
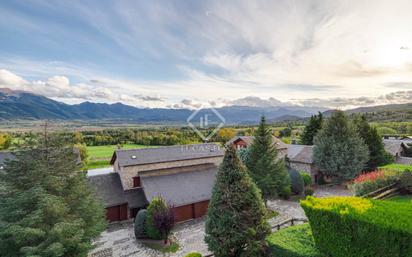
[[86, 144, 157, 169]]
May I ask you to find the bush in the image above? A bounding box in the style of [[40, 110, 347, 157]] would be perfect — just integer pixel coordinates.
[[145, 197, 174, 240], [349, 169, 401, 196], [301, 196, 412, 257], [184, 253, 202, 257], [289, 169, 304, 195], [399, 170, 412, 193], [267, 223, 321, 257], [134, 209, 147, 238], [304, 187, 314, 196], [301, 172, 312, 187]]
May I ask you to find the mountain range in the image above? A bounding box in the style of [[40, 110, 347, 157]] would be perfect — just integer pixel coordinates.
[[0, 88, 411, 123]]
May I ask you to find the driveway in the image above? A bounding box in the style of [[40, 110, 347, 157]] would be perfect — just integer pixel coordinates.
[[89, 185, 351, 257]]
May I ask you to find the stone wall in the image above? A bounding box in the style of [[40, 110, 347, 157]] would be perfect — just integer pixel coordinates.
[[118, 156, 223, 190], [289, 162, 318, 183]]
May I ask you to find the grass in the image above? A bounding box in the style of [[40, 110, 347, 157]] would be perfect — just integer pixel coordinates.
[[380, 163, 412, 171], [267, 209, 279, 219], [85, 144, 157, 170], [267, 224, 322, 257], [386, 195, 412, 204], [144, 240, 179, 253]]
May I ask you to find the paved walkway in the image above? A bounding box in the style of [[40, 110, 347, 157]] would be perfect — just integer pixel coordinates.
[[89, 186, 351, 257]]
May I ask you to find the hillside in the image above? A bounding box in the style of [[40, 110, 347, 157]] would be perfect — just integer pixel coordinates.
[[0, 88, 323, 123]]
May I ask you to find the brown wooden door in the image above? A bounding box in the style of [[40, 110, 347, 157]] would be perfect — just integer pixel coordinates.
[[172, 204, 194, 222], [106, 203, 128, 222], [133, 176, 141, 187], [194, 200, 209, 218]]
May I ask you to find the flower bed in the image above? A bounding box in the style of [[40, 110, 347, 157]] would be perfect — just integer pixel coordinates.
[[349, 169, 401, 196]]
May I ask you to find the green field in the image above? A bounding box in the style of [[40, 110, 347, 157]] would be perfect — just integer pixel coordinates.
[[86, 144, 157, 169], [380, 163, 412, 171], [386, 195, 412, 204]]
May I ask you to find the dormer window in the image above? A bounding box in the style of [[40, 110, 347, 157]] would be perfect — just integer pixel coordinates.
[[0, 166, 3, 170], [131, 155, 137, 159]]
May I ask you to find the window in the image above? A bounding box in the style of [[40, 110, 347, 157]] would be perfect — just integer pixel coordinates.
[[133, 176, 141, 187]]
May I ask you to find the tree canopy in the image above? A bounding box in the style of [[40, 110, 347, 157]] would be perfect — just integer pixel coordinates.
[[246, 116, 290, 202], [300, 112, 323, 145], [313, 111, 369, 181], [205, 146, 271, 257], [0, 132, 106, 257]]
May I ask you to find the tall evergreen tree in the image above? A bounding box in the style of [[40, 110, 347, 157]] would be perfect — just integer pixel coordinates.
[[353, 115, 393, 170], [300, 112, 323, 145], [246, 116, 290, 203], [0, 131, 106, 257], [205, 147, 271, 257], [313, 111, 369, 181]]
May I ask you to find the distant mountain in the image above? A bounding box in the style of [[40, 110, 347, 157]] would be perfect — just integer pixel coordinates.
[[323, 103, 412, 122], [0, 88, 324, 123]]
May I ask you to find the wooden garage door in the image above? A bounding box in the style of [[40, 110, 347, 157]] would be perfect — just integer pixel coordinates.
[[172, 204, 194, 222], [106, 203, 128, 222], [194, 200, 209, 218]]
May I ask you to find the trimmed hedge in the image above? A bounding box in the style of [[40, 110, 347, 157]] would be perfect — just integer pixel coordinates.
[[267, 224, 322, 257], [134, 209, 147, 238], [301, 196, 412, 257], [301, 172, 312, 187]]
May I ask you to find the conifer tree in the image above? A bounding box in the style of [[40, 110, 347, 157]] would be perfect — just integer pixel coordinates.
[[353, 115, 393, 170], [246, 116, 290, 203], [0, 131, 106, 257], [314, 111, 369, 181], [205, 147, 271, 257], [300, 112, 323, 145]]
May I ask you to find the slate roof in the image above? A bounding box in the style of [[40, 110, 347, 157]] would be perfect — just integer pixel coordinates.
[[141, 165, 217, 207], [111, 143, 224, 167], [383, 139, 410, 156], [287, 145, 314, 164], [226, 136, 287, 150], [88, 173, 147, 208]]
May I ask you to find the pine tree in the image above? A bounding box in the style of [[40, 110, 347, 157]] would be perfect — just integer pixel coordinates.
[[313, 111, 369, 181], [0, 131, 106, 257], [353, 115, 393, 170], [246, 116, 290, 203], [205, 146, 271, 257], [300, 112, 323, 145]]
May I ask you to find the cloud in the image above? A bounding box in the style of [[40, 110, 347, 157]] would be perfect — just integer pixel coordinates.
[[384, 82, 412, 89], [134, 94, 166, 102]]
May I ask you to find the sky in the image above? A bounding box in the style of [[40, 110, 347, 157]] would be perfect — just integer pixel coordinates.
[[0, 0, 411, 109]]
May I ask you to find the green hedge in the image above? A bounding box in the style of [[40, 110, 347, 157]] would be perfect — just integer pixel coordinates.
[[267, 224, 322, 257], [301, 196, 412, 257]]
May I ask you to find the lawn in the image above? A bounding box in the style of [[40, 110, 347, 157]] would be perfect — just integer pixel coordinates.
[[386, 195, 412, 204], [267, 224, 322, 257], [86, 144, 157, 169], [380, 163, 412, 171]]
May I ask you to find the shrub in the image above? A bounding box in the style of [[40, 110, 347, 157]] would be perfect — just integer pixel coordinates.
[[267, 223, 322, 257], [134, 209, 147, 238], [289, 169, 304, 195], [184, 253, 202, 257], [399, 170, 412, 193], [301, 172, 312, 187], [304, 187, 314, 196], [349, 169, 401, 196], [145, 197, 174, 240], [301, 196, 412, 257]]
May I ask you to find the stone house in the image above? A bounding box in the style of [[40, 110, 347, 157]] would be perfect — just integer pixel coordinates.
[[383, 139, 412, 165], [89, 143, 224, 223], [286, 144, 318, 183], [226, 136, 288, 158]]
